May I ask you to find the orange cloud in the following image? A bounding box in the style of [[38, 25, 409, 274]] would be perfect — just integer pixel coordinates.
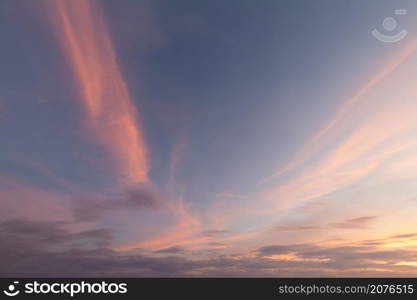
[[44, 0, 149, 184]]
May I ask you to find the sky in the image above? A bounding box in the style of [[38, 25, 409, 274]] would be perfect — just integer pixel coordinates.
[[2, 0, 417, 276]]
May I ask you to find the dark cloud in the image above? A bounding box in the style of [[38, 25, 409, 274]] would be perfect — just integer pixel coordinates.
[[2, 219, 417, 277], [359, 239, 384, 246], [0, 219, 68, 247], [125, 184, 161, 209], [257, 244, 314, 256], [154, 246, 184, 254], [70, 184, 162, 222], [0, 219, 111, 251], [273, 216, 377, 234], [332, 216, 378, 229]]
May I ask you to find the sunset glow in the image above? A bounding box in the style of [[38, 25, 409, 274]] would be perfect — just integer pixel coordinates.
[[2, 0, 417, 277]]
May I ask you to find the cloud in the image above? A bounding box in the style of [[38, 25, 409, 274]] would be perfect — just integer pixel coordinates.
[[154, 246, 184, 254], [273, 216, 377, 233], [202, 229, 229, 237], [2, 219, 417, 277], [0, 219, 111, 253], [332, 216, 378, 229], [359, 232, 417, 247], [126, 184, 161, 209], [43, 0, 149, 185], [270, 39, 417, 180], [257, 244, 309, 256], [0, 176, 199, 254], [259, 38, 417, 220], [71, 184, 162, 222], [390, 233, 417, 240]]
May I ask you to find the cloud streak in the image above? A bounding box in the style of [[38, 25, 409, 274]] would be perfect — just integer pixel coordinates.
[[271, 39, 417, 179], [44, 0, 149, 184], [332, 216, 378, 229], [262, 39, 417, 216]]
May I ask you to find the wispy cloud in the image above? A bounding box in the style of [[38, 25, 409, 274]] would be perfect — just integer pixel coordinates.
[[70, 184, 162, 222], [332, 216, 378, 229], [270, 39, 417, 179], [43, 0, 149, 185], [263, 39, 417, 216], [202, 39, 417, 253]]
